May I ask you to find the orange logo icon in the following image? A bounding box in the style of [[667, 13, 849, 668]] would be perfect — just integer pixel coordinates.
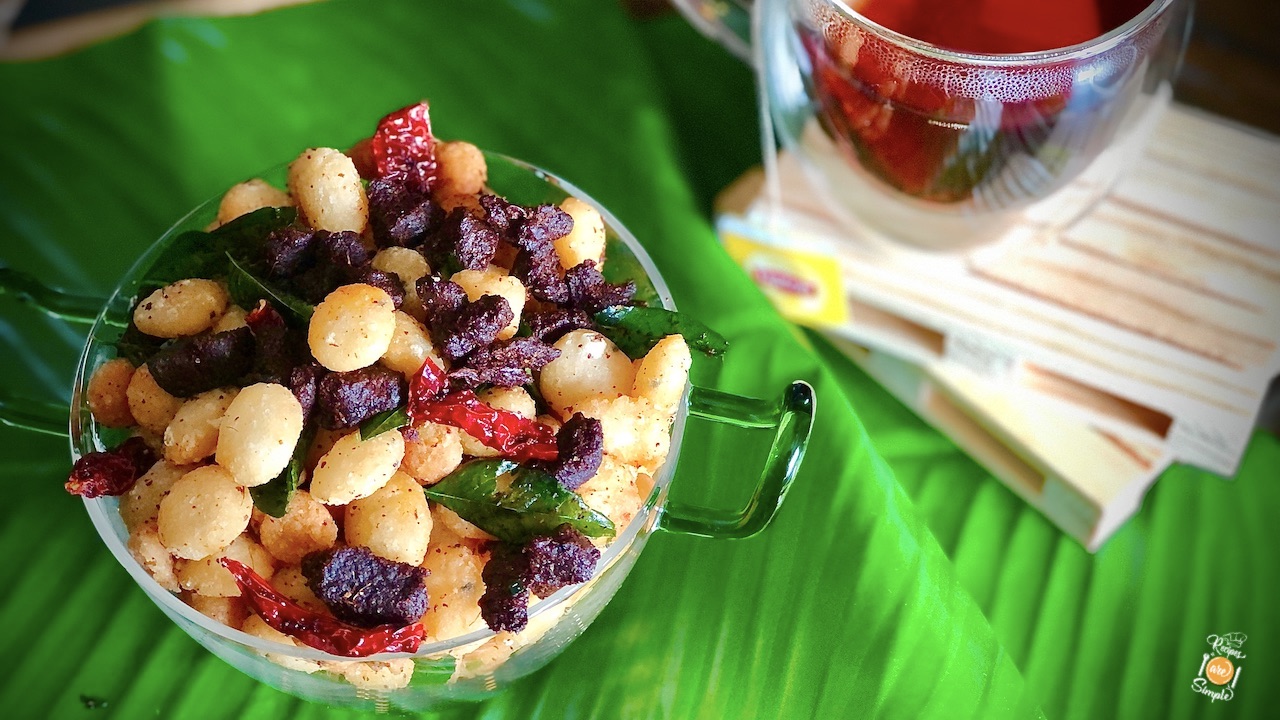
[[1204, 656, 1234, 686]]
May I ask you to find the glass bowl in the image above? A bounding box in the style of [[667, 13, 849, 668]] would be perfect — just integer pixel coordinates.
[[0, 152, 814, 712]]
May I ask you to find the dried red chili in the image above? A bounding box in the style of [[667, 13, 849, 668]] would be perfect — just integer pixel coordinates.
[[65, 436, 156, 498], [220, 559, 425, 658], [370, 101, 439, 191], [408, 355, 449, 405], [407, 358, 559, 463], [244, 300, 285, 330]]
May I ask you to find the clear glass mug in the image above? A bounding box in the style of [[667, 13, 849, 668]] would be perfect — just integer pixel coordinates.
[[677, 0, 1194, 251], [0, 154, 815, 712]]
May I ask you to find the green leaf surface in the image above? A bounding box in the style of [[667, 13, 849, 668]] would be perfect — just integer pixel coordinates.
[[359, 406, 410, 440], [411, 656, 458, 687], [113, 321, 167, 366], [0, 1, 1274, 719], [224, 253, 314, 324], [138, 207, 295, 288], [249, 426, 313, 518], [593, 305, 728, 358], [601, 237, 661, 307], [424, 460, 615, 543]]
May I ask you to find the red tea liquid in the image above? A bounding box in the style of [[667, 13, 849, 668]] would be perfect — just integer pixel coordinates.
[[802, 0, 1158, 207], [853, 0, 1135, 55]]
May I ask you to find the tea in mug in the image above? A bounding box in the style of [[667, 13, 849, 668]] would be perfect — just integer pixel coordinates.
[[800, 0, 1158, 209]]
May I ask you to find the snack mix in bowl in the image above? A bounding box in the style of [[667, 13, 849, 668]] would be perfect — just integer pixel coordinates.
[[46, 102, 813, 711]]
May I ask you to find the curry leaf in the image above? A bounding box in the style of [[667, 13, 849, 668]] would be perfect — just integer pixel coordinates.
[[423, 459, 614, 543], [139, 206, 296, 286], [594, 305, 728, 358], [250, 425, 314, 518], [602, 237, 660, 307], [114, 320, 168, 365], [360, 406, 410, 440], [410, 656, 457, 686], [224, 253, 314, 324]]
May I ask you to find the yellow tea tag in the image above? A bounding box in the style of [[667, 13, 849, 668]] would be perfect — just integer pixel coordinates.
[[718, 218, 848, 328]]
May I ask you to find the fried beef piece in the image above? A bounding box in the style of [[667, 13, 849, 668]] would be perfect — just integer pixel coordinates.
[[511, 242, 568, 304], [478, 543, 530, 633], [524, 525, 599, 597], [415, 278, 513, 363], [244, 303, 308, 384], [516, 204, 574, 248], [290, 265, 340, 304], [525, 309, 594, 343], [314, 230, 370, 279], [448, 337, 560, 390], [263, 226, 317, 278], [367, 175, 443, 247], [315, 365, 407, 429], [353, 268, 405, 310], [564, 260, 636, 313], [481, 200, 572, 305], [478, 526, 601, 632], [427, 208, 499, 271], [479, 193, 527, 235], [147, 327, 255, 397], [64, 437, 157, 498], [289, 230, 375, 302], [288, 364, 322, 419], [439, 294, 513, 362], [546, 414, 603, 490], [302, 547, 429, 628], [415, 275, 468, 326]]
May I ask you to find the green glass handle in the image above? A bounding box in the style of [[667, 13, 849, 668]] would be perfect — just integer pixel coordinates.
[[0, 394, 70, 437], [0, 267, 104, 325], [658, 380, 815, 539], [0, 269, 106, 436]]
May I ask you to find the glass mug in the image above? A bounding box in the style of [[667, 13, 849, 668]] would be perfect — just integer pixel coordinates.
[[679, 0, 1194, 251]]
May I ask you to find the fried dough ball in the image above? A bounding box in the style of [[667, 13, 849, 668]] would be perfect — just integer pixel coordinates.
[[214, 178, 292, 228], [87, 358, 136, 428], [538, 329, 635, 416], [258, 490, 338, 565]]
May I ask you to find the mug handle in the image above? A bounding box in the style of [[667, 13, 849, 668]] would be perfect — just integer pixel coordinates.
[[657, 381, 815, 539]]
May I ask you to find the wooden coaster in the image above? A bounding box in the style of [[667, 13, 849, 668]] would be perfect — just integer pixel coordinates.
[[717, 105, 1280, 479]]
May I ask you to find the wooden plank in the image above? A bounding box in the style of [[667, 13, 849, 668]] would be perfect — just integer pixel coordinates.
[[1109, 156, 1280, 256], [971, 240, 1277, 370], [1139, 109, 1280, 204], [1061, 202, 1280, 312]]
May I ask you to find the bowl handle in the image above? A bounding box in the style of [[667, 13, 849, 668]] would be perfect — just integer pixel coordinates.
[[0, 396, 69, 437], [657, 380, 815, 539], [0, 267, 106, 436], [0, 267, 105, 325]]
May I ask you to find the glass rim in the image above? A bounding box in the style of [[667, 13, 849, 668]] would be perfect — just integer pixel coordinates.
[[823, 0, 1177, 65], [74, 151, 687, 663]]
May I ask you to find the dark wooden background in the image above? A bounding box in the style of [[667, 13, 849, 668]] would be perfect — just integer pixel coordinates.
[[1177, 0, 1280, 135]]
